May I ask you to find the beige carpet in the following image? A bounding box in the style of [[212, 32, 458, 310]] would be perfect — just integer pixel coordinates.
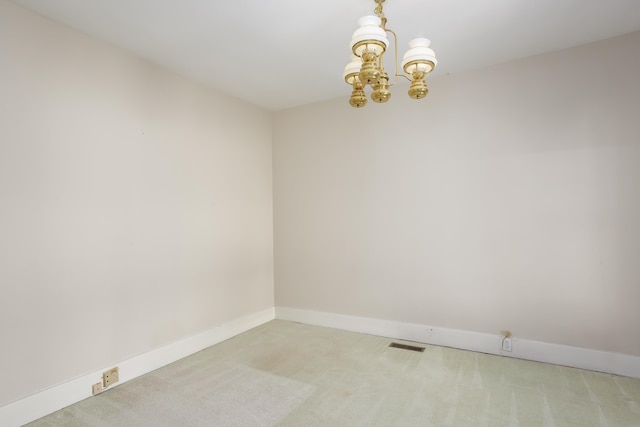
[[27, 320, 640, 426]]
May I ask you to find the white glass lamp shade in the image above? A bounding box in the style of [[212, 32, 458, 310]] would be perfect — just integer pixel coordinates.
[[401, 38, 437, 74], [343, 56, 363, 84], [350, 15, 389, 57]]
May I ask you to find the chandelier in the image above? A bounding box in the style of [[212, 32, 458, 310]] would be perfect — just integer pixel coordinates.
[[343, 0, 437, 108]]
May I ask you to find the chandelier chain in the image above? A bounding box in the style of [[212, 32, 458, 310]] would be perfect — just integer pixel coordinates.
[[374, 0, 387, 28]]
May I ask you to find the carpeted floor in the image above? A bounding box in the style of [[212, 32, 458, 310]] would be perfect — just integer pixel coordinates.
[[27, 320, 640, 426]]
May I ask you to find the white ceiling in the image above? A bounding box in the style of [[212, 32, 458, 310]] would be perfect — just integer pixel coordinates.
[[12, 0, 640, 111]]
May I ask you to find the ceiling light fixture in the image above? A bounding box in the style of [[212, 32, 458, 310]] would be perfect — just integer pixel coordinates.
[[343, 0, 437, 108]]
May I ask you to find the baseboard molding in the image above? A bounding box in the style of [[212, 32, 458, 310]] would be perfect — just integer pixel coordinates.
[[275, 307, 640, 379], [0, 307, 275, 427]]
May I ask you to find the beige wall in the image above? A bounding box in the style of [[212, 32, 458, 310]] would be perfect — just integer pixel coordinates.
[[0, 1, 273, 406], [274, 32, 640, 357]]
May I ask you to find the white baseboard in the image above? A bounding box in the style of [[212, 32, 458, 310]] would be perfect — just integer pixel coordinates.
[[0, 307, 275, 427], [275, 307, 640, 379]]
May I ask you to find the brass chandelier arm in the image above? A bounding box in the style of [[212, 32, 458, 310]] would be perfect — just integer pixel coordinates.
[[385, 28, 413, 84]]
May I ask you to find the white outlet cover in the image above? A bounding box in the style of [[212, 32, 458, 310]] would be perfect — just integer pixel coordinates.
[[502, 337, 512, 352]]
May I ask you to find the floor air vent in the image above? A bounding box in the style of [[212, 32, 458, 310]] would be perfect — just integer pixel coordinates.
[[389, 342, 425, 352]]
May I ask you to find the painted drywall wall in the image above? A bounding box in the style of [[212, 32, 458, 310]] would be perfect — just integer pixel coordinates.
[[0, 1, 273, 406], [273, 31, 640, 357]]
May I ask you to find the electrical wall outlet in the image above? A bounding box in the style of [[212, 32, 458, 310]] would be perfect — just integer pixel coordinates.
[[103, 367, 119, 388], [92, 382, 103, 395], [502, 336, 512, 352], [500, 330, 512, 352]]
